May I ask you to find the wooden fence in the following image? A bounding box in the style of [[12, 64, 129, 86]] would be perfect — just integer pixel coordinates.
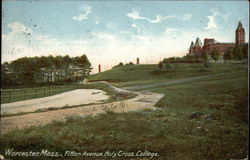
[[1, 86, 79, 104]]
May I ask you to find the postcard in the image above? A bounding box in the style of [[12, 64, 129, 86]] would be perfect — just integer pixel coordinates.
[[1, 0, 248, 160]]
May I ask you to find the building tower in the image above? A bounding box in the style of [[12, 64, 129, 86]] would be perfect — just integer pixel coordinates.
[[194, 38, 202, 56], [189, 41, 194, 55], [235, 21, 245, 44]]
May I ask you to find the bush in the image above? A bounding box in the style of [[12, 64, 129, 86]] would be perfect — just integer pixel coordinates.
[[158, 61, 163, 70], [204, 62, 210, 68], [113, 62, 124, 68], [165, 63, 172, 69], [125, 62, 134, 65]]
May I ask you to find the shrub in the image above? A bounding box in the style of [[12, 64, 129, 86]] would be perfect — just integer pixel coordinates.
[[158, 61, 163, 70]]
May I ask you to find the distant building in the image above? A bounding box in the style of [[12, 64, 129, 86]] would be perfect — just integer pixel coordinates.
[[189, 21, 246, 57]]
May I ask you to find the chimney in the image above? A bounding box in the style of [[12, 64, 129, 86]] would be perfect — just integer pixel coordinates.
[[98, 64, 101, 73], [136, 58, 139, 64]]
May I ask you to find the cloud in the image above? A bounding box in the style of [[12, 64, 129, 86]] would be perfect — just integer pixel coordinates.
[[95, 20, 100, 24], [106, 22, 117, 29], [131, 23, 140, 33], [127, 9, 176, 24], [164, 28, 177, 34], [72, 5, 92, 21], [203, 16, 218, 30], [182, 13, 192, 21], [203, 8, 229, 30], [92, 32, 116, 41], [148, 15, 165, 23], [8, 21, 32, 33], [2, 21, 72, 63], [127, 9, 146, 20], [203, 9, 218, 30]]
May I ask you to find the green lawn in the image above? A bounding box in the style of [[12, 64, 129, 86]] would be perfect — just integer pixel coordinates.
[[0, 63, 248, 160], [89, 63, 247, 87]]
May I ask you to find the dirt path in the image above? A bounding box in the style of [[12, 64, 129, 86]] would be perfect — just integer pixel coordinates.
[[1, 89, 109, 114], [1, 85, 163, 135]]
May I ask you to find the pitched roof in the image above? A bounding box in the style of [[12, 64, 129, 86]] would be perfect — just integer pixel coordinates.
[[236, 21, 245, 31], [194, 38, 202, 47], [190, 41, 194, 48]]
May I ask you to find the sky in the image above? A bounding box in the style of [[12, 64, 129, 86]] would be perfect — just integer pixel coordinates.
[[2, 0, 249, 73]]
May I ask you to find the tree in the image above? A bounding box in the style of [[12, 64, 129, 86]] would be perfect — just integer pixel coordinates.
[[74, 54, 91, 79], [1, 62, 13, 86], [242, 44, 248, 59], [158, 61, 163, 70], [165, 62, 172, 69], [113, 62, 124, 68], [2, 54, 92, 87], [63, 55, 73, 82], [233, 45, 244, 60], [224, 47, 234, 60], [162, 58, 168, 64], [210, 49, 221, 61], [10, 57, 39, 84], [202, 51, 210, 68]]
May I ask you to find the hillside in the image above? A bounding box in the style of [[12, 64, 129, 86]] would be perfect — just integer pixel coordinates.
[[2, 62, 248, 160], [88, 63, 247, 87]]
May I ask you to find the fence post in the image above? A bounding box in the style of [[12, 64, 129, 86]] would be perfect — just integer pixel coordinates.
[[44, 87, 46, 97], [10, 90, 12, 103], [25, 88, 27, 100], [35, 88, 37, 98]]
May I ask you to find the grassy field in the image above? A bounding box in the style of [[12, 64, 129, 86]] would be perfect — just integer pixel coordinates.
[[0, 63, 248, 160], [89, 63, 247, 88]]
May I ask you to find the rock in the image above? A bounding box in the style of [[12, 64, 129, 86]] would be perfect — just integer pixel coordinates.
[[91, 91, 100, 95], [204, 114, 215, 120], [189, 112, 203, 119]]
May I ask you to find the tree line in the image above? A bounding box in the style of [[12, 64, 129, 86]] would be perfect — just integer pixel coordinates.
[[204, 44, 248, 61], [223, 44, 248, 61], [1, 55, 92, 87]]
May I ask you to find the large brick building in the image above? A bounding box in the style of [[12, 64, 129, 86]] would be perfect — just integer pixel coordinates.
[[189, 21, 246, 56]]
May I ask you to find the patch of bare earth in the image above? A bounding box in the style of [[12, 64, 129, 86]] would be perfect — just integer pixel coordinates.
[[1, 89, 163, 134]]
